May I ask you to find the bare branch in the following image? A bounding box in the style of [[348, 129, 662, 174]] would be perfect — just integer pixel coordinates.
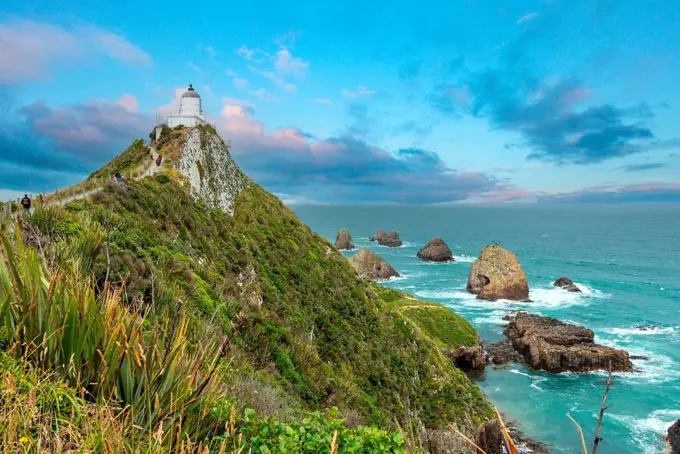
[[592, 364, 614, 454]]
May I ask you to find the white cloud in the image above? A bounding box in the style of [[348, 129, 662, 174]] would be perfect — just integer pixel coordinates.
[[236, 45, 255, 60], [341, 86, 375, 98], [517, 12, 538, 24], [226, 68, 249, 89], [274, 47, 308, 78], [0, 18, 151, 83], [187, 61, 206, 75]]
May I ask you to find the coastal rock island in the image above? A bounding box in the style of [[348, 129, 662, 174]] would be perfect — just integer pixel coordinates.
[[553, 276, 582, 293], [334, 228, 354, 250], [467, 244, 530, 301], [504, 313, 633, 373], [350, 248, 400, 281], [417, 238, 454, 262]]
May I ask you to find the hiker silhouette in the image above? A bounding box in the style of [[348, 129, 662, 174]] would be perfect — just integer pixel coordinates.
[[21, 194, 31, 211]]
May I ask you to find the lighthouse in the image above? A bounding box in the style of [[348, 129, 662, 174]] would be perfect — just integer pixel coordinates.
[[163, 84, 206, 128]]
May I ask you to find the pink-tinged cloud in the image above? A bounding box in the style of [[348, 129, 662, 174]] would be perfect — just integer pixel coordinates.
[[542, 182, 680, 203], [21, 95, 152, 160], [0, 19, 151, 83], [210, 98, 528, 204]]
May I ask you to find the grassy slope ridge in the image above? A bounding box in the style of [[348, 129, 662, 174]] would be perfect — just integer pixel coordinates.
[[20, 127, 491, 437]]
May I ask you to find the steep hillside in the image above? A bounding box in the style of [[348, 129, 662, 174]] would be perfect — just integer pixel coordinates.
[[4, 125, 494, 451]]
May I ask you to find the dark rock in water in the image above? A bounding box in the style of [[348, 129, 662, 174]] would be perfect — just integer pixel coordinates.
[[444, 345, 486, 372], [635, 324, 658, 331], [334, 228, 354, 250], [378, 230, 402, 247], [417, 238, 454, 262], [553, 276, 582, 293], [475, 419, 504, 454], [629, 355, 649, 361], [350, 248, 399, 281], [505, 420, 550, 454], [668, 419, 680, 453], [369, 230, 386, 242], [484, 340, 524, 366], [467, 245, 530, 301], [504, 312, 633, 373]]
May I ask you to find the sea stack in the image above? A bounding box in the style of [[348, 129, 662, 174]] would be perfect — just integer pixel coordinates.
[[467, 244, 529, 301], [335, 228, 355, 250], [379, 230, 403, 247], [417, 238, 453, 262], [350, 248, 400, 281], [553, 277, 582, 293], [504, 313, 633, 373], [369, 230, 386, 242]]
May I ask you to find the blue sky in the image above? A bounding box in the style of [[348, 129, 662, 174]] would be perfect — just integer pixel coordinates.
[[2, 0, 679, 204]]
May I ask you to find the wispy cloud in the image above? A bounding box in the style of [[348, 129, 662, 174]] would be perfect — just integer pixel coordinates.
[[186, 61, 206, 75], [311, 98, 334, 105], [517, 12, 538, 24], [226, 69, 249, 89], [248, 88, 277, 102], [341, 86, 376, 98], [0, 18, 151, 83], [621, 162, 666, 172], [236, 39, 305, 93], [541, 183, 680, 203]]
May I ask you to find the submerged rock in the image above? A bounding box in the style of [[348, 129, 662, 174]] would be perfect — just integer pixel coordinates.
[[504, 312, 633, 373], [668, 420, 680, 453], [369, 230, 386, 242], [467, 245, 530, 301], [553, 276, 581, 293], [417, 238, 453, 262], [335, 228, 355, 250], [378, 230, 403, 247], [350, 248, 399, 281]]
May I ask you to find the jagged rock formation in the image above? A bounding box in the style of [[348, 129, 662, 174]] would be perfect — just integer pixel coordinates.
[[668, 420, 680, 453], [369, 230, 385, 242], [350, 248, 399, 281], [467, 245, 530, 301], [417, 238, 453, 262], [484, 340, 524, 366], [553, 276, 581, 293], [176, 127, 250, 215], [334, 228, 354, 250], [380, 230, 403, 247], [504, 313, 633, 373]]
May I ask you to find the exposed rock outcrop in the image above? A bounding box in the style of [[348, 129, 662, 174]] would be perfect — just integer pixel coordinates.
[[484, 340, 524, 366], [379, 230, 403, 247], [369, 230, 386, 242], [445, 345, 486, 372], [177, 127, 251, 215], [350, 248, 399, 281], [335, 228, 355, 250], [553, 276, 581, 293], [504, 313, 633, 373], [467, 245, 530, 301], [417, 238, 453, 262], [668, 420, 680, 453]]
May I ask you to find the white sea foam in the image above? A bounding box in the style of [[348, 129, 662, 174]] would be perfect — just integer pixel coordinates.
[[595, 340, 680, 384], [609, 409, 680, 454], [604, 326, 678, 337], [453, 254, 477, 263]]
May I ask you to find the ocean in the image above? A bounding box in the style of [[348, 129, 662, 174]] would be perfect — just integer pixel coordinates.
[[292, 204, 680, 454]]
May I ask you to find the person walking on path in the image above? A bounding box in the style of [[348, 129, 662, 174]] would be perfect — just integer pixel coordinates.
[[115, 171, 122, 183], [156, 154, 163, 167], [21, 194, 31, 212]]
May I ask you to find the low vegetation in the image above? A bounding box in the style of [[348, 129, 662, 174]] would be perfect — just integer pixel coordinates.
[[1, 128, 493, 451]]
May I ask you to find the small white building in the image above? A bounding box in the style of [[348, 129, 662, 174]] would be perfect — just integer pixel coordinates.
[[160, 84, 206, 129]]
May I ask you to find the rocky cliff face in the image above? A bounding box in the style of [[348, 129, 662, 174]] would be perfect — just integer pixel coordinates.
[[176, 127, 251, 215]]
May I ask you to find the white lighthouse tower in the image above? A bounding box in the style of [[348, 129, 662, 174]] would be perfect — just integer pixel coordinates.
[[163, 84, 206, 128]]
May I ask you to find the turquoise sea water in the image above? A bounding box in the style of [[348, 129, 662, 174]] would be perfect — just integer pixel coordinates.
[[292, 204, 680, 454]]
